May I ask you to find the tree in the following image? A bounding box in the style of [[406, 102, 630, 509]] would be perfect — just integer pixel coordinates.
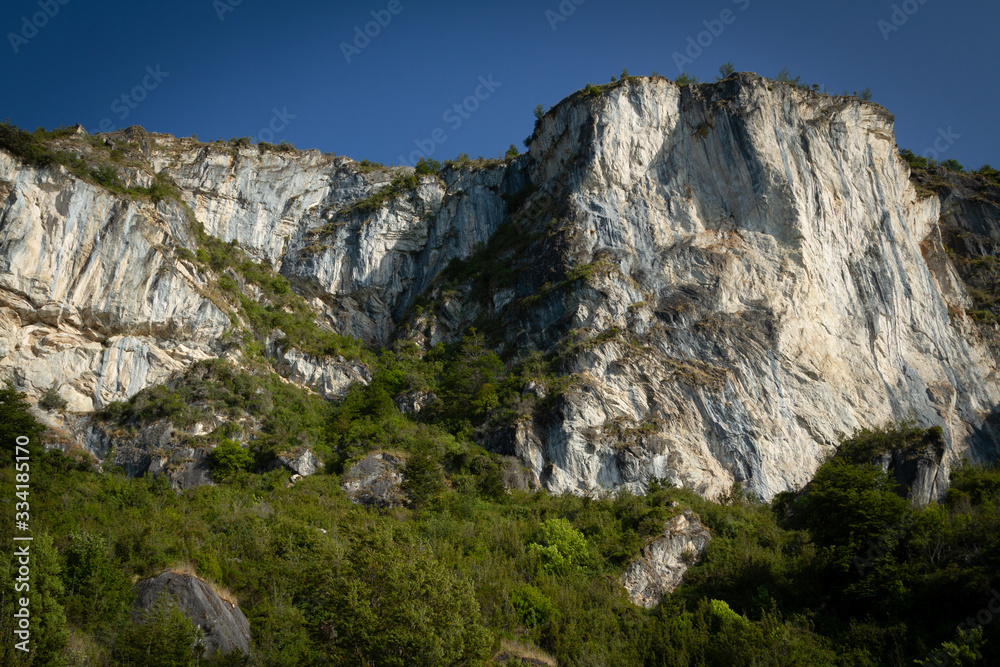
[[675, 72, 699, 87], [61, 531, 133, 632], [719, 61, 735, 78], [533, 104, 545, 120], [32, 533, 70, 666], [0, 382, 45, 465], [208, 440, 253, 481], [402, 442, 446, 508], [504, 144, 519, 160], [305, 526, 494, 666], [528, 518, 591, 574], [115, 592, 203, 667]]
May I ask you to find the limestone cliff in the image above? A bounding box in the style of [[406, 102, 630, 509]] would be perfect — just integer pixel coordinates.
[[1, 73, 998, 500]]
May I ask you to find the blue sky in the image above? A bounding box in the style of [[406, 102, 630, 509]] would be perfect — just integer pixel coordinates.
[[1, 0, 997, 170]]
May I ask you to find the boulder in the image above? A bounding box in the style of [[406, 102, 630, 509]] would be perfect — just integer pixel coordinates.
[[133, 571, 251, 658]]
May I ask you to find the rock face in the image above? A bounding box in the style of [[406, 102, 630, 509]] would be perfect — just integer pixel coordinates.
[[620, 509, 712, 608], [3, 73, 1000, 501], [341, 452, 407, 507], [275, 447, 323, 477], [133, 571, 252, 658]]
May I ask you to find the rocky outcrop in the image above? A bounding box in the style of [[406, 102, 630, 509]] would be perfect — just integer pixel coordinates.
[[275, 447, 322, 477], [620, 509, 712, 608], [3, 73, 1000, 502], [341, 452, 407, 507], [421, 74, 1000, 500], [133, 571, 252, 658]]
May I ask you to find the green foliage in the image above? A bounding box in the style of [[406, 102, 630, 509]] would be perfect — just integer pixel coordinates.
[[61, 531, 132, 632], [303, 526, 494, 666], [942, 158, 966, 173], [504, 144, 519, 160], [207, 440, 253, 481], [775, 67, 801, 85], [402, 444, 446, 508], [115, 593, 203, 666], [98, 359, 333, 463], [528, 518, 591, 574], [533, 104, 545, 120], [341, 172, 420, 217], [719, 61, 736, 78], [510, 584, 554, 627], [0, 382, 46, 464], [675, 72, 699, 87], [39, 385, 68, 412], [414, 157, 441, 175]]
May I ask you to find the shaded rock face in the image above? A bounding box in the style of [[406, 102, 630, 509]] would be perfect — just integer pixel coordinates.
[[133, 571, 251, 658], [341, 452, 406, 507], [620, 509, 712, 608], [84, 419, 214, 490]]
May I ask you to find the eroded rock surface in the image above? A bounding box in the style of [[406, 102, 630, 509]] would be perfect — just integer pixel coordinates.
[[341, 452, 407, 507], [620, 509, 712, 608]]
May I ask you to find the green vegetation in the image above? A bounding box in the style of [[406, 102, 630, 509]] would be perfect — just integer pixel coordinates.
[[99, 359, 333, 466], [339, 172, 420, 217], [39, 385, 68, 412], [718, 61, 736, 79], [675, 72, 699, 87], [6, 375, 1000, 665]]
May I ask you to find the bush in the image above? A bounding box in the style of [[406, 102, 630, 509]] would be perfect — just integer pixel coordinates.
[[208, 440, 253, 481], [414, 157, 441, 175], [675, 72, 699, 87], [528, 518, 591, 574], [511, 584, 554, 627], [40, 385, 68, 412], [533, 104, 545, 120], [115, 592, 203, 666], [303, 527, 494, 666], [719, 61, 735, 78], [504, 144, 519, 160]]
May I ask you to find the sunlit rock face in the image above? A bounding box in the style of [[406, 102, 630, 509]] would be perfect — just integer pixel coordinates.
[[2, 73, 998, 500]]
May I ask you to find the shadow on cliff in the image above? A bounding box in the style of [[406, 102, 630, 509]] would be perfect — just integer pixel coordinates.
[[966, 404, 1000, 463]]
